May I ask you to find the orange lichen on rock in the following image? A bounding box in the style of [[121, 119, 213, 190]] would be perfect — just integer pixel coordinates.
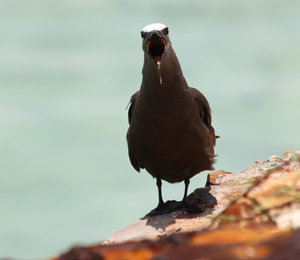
[[190, 228, 287, 246], [55, 229, 300, 260], [205, 170, 233, 186]]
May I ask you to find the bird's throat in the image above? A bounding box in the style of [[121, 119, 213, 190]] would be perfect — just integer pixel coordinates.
[[156, 59, 161, 70], [147, 35, 166, 83]]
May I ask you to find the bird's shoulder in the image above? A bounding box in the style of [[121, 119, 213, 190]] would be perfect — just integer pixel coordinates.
[[127, 91, 140, 125], [126, 91, 141, 172]]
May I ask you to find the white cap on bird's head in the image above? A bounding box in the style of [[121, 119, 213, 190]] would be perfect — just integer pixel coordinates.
[[141, 23, 167, 33]]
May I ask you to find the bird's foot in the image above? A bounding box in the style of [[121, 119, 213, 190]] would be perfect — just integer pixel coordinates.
[[146, 203, 171, 217], [174, 200, 204, 214]]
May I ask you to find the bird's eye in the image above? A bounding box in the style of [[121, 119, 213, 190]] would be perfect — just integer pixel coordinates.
[[162, 27, 169, 36], [141, 31, 146, 38]]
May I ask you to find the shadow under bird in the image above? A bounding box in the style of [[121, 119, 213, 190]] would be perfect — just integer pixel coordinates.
[[126, 23, 218, 216]]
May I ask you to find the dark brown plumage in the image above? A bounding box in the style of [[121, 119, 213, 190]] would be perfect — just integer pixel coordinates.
[[126, 23, 217, 216]]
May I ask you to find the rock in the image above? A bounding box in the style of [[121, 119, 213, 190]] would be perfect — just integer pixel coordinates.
[[282, 148, 300, 161], [205, 170, 233, 186], [58, 246, 104, 260], [51, 149, 300, 260], [103, 150, 299, 245], [267, 155, 283, 162]]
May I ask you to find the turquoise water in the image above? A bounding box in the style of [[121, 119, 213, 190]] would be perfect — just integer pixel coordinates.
[[1, 1, 299, 258]]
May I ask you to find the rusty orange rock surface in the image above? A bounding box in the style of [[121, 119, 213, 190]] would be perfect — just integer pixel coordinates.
[[52, 149, 300, 260]]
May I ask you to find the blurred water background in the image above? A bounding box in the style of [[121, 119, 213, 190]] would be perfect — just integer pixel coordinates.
[[0, 0, 299, 258]]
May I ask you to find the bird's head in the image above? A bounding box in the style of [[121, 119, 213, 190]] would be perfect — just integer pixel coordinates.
[[141, 23, 171, 84]]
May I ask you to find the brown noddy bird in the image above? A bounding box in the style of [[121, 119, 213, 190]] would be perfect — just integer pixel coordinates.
[[126, 23, 218, 216]]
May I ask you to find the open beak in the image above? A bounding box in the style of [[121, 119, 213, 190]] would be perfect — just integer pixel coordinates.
[[146, 33, 166, 84]]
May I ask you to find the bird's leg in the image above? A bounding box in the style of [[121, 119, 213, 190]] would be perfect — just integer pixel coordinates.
[[175, 178, 204, 213], [182, 178, 190, 203], [157, 178, 164, 206], [147, 178, 171, 216]]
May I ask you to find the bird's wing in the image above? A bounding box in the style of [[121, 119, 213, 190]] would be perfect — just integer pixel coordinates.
[[127, 91, 140, 124], [127, 91, 141, 172], [190, 87, 219, 145]]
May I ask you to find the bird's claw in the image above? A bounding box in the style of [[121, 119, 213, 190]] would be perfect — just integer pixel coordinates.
[[146, 203, 171, 217]]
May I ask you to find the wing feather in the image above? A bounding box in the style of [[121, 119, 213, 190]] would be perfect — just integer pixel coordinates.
[[126, 91, 141, 172], [190, 87, 219, 145]]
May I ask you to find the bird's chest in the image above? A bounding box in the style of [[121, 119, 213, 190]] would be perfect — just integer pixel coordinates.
[[129, 97, 198, 155]]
